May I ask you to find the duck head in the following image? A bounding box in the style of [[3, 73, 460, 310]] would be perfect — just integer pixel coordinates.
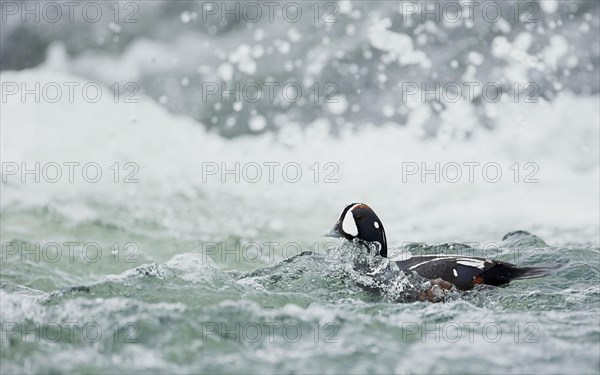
[[323, 203, 388, 258]]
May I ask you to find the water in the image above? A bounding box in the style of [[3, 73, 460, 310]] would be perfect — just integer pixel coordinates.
[[1, 1, 600, 374]]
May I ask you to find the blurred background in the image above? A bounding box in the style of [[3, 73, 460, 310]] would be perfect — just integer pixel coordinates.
[[2, 0, 599, 137], [2, 0, 598, 243], [1, 1, 599, 373]]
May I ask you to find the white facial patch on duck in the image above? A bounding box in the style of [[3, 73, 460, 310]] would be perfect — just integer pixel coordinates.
[[456, 259, 486, 269], [342, 208, 358, 236], [374, 222, 380, 229], [453, 269, 458, 277]]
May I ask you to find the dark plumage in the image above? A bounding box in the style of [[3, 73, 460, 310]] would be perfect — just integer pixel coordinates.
[[324, 203, 556, 290]]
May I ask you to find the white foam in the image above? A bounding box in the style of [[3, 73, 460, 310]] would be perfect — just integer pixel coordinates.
[[2, 68, 598, 252]]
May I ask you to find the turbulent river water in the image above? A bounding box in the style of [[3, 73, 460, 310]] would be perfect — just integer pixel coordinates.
[[1, 1, 600, 374]]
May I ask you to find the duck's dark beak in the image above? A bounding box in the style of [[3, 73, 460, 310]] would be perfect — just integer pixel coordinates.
[[322, 224, 343, 238]]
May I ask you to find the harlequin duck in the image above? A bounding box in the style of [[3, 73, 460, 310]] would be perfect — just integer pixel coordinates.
[[324, 203, 555, 290]]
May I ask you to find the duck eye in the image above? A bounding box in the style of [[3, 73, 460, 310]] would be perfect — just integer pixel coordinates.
[[356, 215, 363, 220]]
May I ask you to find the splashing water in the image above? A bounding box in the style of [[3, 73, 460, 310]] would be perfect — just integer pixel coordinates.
[[1, 1, 599, 373]]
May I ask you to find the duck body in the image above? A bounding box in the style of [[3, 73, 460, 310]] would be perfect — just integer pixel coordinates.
[[395, 255, 548, 290], [325, 203, 555, 291]]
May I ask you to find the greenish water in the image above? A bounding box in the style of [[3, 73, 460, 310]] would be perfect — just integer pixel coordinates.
[[2, 208, 599, 374], [2, 16, 599, 370]]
